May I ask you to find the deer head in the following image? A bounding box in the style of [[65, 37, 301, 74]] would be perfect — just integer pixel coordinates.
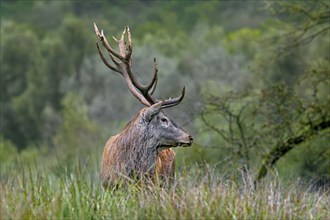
[[94, 24, 193, 187], [141, 102, 193, 150]]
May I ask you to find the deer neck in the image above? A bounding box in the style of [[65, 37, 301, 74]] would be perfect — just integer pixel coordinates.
[[118, 122, 159, 175]]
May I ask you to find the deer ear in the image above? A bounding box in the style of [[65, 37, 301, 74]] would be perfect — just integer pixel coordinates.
[[143, 102, 163, 122]]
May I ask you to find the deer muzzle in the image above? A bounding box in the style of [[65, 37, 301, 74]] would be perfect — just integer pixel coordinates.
[[177, 134, 193, 147]]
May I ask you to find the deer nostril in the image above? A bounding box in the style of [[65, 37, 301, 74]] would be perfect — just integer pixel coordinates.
[[189, 135, 193, 142]]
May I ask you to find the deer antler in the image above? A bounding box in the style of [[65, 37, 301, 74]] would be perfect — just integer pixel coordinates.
[[94, 23, 185, 109]]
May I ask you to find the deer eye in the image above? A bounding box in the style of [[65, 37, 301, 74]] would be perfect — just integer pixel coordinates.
[[160, 117, 168, 123]]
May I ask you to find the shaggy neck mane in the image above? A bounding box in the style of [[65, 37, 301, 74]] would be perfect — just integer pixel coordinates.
[[114, 112, 158, 177]]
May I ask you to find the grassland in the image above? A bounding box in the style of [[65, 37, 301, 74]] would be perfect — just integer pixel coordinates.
[[1, 157, 329, 220]]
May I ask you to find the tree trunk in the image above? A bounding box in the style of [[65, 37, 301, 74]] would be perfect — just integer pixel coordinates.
[[255, 119, 330, 184]]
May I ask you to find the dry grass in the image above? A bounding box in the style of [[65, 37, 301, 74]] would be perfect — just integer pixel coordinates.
[[1, 160, 329, 220]]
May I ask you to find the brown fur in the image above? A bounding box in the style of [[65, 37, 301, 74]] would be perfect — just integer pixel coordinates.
[[156, 149, 175, 184], [100, 106, 191, 188], [101, 136, 175, 188]]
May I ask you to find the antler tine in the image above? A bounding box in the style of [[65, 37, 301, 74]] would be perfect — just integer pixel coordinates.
[[96, 42, 119, 74], [144, 68, 158, 93], [148, 58, 158, 95], [126, 58, 158, 100], [124, 62, 158, 104], [94, 23, 123, 60], [137, 58, 184, 108], [121, 74, 151, 106], [149, 77, 158, 95], [114, 27, 127, 57], [126, 26, 133, 59], [137, 58, 158, 95], [160, 87, 186, 109]]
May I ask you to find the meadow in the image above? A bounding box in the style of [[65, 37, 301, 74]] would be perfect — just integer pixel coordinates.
[[1, 1, 329, 219], [1, 153, 329, 220]]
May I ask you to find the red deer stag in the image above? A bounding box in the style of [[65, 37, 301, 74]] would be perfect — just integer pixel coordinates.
[[94, 24, 193, 188]]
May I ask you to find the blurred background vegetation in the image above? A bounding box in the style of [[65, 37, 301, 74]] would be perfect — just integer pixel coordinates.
[[1, 0, 329, 184]]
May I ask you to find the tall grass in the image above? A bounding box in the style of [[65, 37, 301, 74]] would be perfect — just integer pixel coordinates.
[[1, 158, 329, 219]]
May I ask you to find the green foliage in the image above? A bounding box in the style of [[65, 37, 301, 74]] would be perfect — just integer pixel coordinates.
[[53, 93, 100, 158], [197, 1, 329, 182], [225, 28, 262, 58], [276, 133, 330, 179], [0, 1, 34, 20], [40, 33, 68, 110], [1, 21, 44, 148], [139, 27, 188, 57], [59, 15, 94, 83], [1, 0, 329, 191]]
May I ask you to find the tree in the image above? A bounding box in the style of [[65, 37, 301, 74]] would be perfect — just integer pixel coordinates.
[[198, 1, 330, 182], [254, 0, 330, 182], [53, 92, 99, 158], [1, 21, 44, 148], [59, 15, 94, 87]]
